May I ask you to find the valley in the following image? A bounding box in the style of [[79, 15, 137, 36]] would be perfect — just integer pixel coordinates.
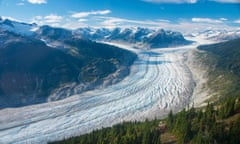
[[0, 1, 239, 143], [0, 40, 201, 144], [1, 16, 236, 144]]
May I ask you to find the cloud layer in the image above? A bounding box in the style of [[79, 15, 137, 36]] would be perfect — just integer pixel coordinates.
[[30, 13, 238, 34], [27, 8, 238, 34], [31, 14, 63, 27], [142, 0, 197, 3], [44, 14, 63, 23], [210, 0, 240, 3], [27, 0, 47, 4], [192, 18, 224, 24], [234, 19, 240, 24], [142, 0, 240, 3], [71, 10, 111, 18]]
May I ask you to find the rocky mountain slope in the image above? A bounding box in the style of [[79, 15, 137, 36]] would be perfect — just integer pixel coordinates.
[[0, 18, 137, 108]]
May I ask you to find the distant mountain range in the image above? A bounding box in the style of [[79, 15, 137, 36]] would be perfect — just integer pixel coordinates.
[[74, 27, 192, 48], [188, 29, 240, 42], [1, 17, 239, 47], [0, 17, 192, 48], [35, 25, 192, 49]]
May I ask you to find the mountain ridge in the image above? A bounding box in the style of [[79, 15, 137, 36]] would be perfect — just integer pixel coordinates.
[[0, 17, 192, 49], [0, 19, 137, 108], [74, 27, 192, 48]]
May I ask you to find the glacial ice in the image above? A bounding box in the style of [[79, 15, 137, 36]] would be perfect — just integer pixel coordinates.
[[0, 43, 197, 144]]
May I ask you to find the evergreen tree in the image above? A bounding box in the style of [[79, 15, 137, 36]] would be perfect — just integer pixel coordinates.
[[166, 110, 174, 130]]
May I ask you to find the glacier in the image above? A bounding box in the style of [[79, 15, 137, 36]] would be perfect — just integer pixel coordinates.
[[0, 41, 204, 144]]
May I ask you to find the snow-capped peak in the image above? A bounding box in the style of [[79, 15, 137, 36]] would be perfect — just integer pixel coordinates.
[[0, 17, 38, 36], [189, 29, 240, 42]]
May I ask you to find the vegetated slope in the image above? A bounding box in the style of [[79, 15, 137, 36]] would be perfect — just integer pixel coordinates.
[[197, 38, 240, 99], [0, 30, 137, 108], [162, 38, 240, 143], [161, 38, 240, 144], [50, 120, 162, 144], [198, 38, 240, 76], [51, 39, 240, 144], [163, 97, 240, 144]]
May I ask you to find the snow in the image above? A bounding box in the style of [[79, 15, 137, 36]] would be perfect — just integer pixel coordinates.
[[189, 29, 240, 42], [0, 40, 205, 144], [0, 19, 37, 36]]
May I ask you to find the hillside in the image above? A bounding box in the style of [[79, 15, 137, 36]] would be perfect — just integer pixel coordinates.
[[197, 38, 240, 100], [50, 120, 161, 144], [198, 38, 240, 77], [0, 30, 137, 108]]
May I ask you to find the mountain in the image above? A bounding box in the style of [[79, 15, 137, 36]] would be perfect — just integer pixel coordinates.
[[36, 25, 72, 40], [0, 19, 137, 108], [0, 18, 195, 108], [196, 38, 240, 102], [0, 17, 37, 36], [190, 29, 240, 42], [145, 29, 190, 48], [74, 27, 191, 48], [198, 38, 240, 77]]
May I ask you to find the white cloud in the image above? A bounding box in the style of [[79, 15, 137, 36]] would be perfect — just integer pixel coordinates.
[[192, 18, 223, 24], [31, 15, 88, 29], [220, 18, 228, 21], [234, 19, 240, 24], [142, 0, 197, 4], [142, 0, 240, 3], [1, 16, 21, 22], [27, 0, 46, 4], [210, 0, 240, 3], [71, 10, 111, 18], [44, 14, 63, 23], [62, 21, 88, 30], [29, 14, 238, 34], [99, 16, 170, 28], [78, 19, 88, 22], [168, 21, 235, 34], [31, 14, 63, 26], [34, 16, 43, 20], [98, 16, 237, 34]]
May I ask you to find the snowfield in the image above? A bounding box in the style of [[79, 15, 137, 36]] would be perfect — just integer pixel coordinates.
[[0, 41, 205, 144]]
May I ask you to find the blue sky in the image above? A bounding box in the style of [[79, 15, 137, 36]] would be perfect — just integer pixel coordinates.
[[0, 0, 239, 33]]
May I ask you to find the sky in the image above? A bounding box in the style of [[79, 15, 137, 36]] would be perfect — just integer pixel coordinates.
[[0, 0, 240, 33]]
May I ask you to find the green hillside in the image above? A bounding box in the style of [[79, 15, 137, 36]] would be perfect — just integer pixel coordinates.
[[198, 38, 240, 100]]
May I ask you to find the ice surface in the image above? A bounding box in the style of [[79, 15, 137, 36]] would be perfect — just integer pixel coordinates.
[[0, 42, 198, 144]]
